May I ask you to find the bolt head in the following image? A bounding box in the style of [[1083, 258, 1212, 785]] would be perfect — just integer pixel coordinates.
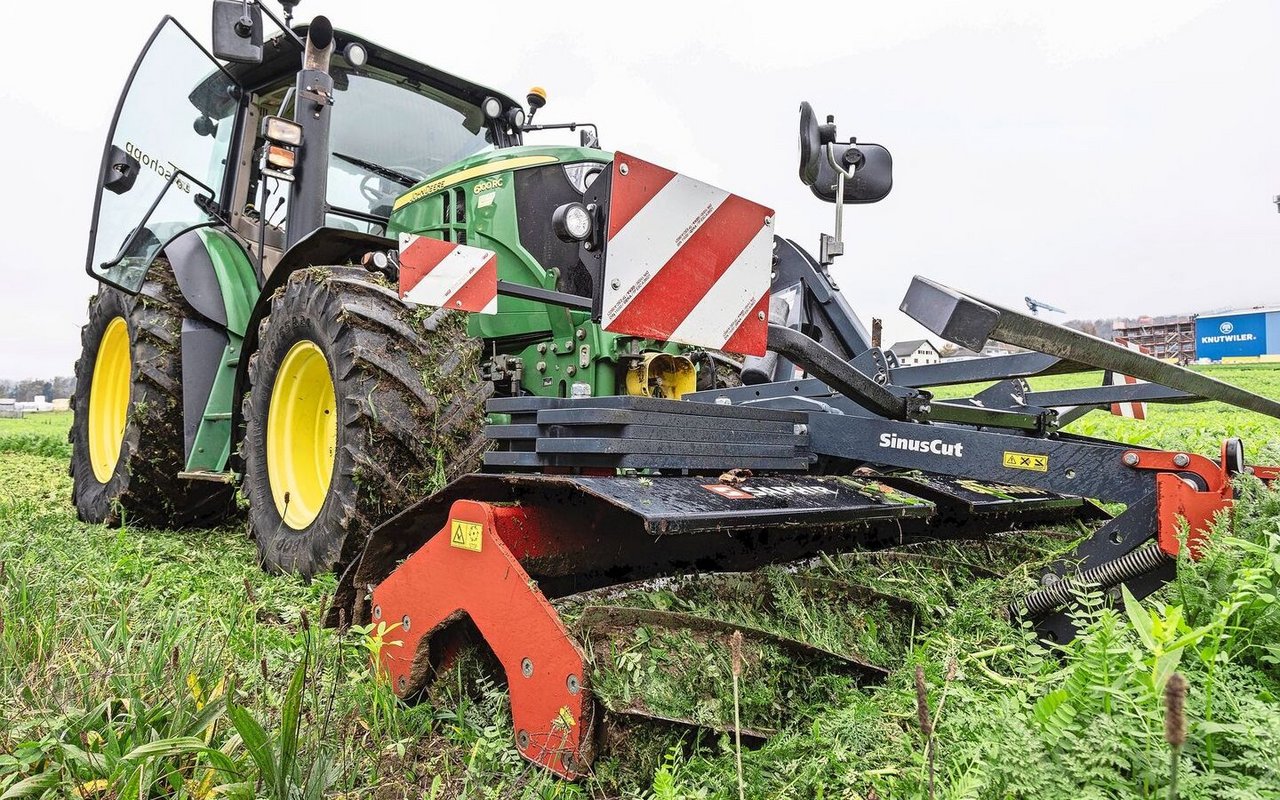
[[619, 163, 629, 176], [401, 615, 411, 632], [1173, 453, 1190, 467], [1123, 452, 1140, 466], [566, 673, 580, 694], [521, 657, 534, 678], [372, 605, 381, 619], [757, 311, 766, 321], [610, 278, 621, 290]]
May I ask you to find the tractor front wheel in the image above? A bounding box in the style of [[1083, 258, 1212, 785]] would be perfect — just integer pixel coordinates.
[[240, 266, 491, 577]]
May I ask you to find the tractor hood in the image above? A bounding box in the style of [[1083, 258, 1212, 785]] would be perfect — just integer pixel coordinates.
[[388, 145, 613, 305], [390, 145, 612, 215]]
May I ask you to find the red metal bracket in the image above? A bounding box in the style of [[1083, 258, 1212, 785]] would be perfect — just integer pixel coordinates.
[[1121, 449, 1231, 559], [1251, 465, 1279, 483], [370, 500, 594, 778]]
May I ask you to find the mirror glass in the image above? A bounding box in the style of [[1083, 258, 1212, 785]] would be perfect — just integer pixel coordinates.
[[808, 143, 893, 204], [212, 0, 263, 64]]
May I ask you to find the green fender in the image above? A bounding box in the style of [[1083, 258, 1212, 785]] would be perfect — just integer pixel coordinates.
[[165, 226, 260, 473]]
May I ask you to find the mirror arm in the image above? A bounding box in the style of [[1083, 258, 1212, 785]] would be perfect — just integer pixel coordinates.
[[254, 0, 306, 50], [819, 145, 856, 268]]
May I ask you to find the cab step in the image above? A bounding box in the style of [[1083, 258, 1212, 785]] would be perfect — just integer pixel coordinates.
[[177, 470, 238, 484]]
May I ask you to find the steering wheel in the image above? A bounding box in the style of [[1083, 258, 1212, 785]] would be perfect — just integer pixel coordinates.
[[359, 166, 429, 206]]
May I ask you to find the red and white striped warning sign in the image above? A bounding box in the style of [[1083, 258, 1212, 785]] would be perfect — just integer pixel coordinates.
[[600, 153, 774, 356], [398, 233, 497, 314], [1106, 338, 1149, 420]]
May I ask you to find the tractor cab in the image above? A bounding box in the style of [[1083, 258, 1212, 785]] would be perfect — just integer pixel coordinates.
[[87, 8, 523, 294]]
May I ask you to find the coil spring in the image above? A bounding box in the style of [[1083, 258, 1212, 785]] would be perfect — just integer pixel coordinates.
[[1019, 541, 1173, 617]]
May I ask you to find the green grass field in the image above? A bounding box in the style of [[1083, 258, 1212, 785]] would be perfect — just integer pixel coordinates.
[[930, 364, 1280, 463], [2, 367, 1280, 799]]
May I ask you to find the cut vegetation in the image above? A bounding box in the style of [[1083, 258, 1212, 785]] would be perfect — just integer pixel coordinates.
[[2, 383, 1279, 797]]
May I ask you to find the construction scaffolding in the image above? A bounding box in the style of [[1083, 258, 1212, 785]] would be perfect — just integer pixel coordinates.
[[1113, 317, 1196, 362]]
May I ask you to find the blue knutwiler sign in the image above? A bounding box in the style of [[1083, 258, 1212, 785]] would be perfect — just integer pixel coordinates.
[[1196, 312, 1268, 360]]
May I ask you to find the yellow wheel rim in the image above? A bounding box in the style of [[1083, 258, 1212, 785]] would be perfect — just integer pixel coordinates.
[[88, 316, 131, 483], [266, 340, 337, 529]]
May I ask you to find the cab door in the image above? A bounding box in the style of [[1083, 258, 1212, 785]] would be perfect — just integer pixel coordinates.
[[87, 17, 242, 292]]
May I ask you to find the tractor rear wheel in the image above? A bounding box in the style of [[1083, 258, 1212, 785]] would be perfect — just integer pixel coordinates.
[[70, 266, 237, 526], [240, 266, 491, 577]]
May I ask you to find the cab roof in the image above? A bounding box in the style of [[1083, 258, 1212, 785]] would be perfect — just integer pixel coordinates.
[[223, 23, 521, 114]]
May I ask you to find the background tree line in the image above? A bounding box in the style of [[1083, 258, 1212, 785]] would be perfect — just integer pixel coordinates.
[[0, 377, 75, 401]]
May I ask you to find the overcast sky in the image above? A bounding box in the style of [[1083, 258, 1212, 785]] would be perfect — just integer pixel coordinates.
[[1, 0, 1276, 378]]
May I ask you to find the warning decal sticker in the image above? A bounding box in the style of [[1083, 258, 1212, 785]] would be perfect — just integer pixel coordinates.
[[449, 518, 484, 552], [1002, 451, 1049, 472]]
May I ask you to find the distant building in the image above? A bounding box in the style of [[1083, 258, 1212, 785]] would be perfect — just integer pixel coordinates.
[[1113, 317, 1196, 362], [52, 398, 71, 411], [980, 341, 1026, 357], [14, 395, 53, 413], [1194, 307, 1280, 363], [942, 346, 985, 360], [888, 339, 941, 366]]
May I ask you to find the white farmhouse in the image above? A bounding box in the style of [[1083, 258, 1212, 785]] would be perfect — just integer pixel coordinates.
[[888, 339, 942, 366]]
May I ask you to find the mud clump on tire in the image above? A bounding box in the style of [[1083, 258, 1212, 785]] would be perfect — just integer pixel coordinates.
[[241, 266, 491, 577]]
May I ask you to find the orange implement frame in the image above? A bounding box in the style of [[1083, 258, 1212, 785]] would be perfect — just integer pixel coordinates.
[[369, 500, 594, 778], [1121, 450, 1232, 559], [1123, 444, 1277, 560]]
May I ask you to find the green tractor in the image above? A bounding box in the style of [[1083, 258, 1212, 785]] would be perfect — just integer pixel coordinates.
[[74, 3, 773, 574], [75, 2, 1280, 776]]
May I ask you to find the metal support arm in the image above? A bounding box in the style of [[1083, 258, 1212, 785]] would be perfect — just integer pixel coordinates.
[[765, 324, 918, 420]]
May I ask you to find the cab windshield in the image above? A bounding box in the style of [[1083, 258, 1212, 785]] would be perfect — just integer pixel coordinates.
[[326, 67, 493, 224]]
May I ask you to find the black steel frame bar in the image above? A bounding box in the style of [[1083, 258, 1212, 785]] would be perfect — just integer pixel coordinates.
[[803, 412, 1152, 505], [901, 276, 1280, 420]]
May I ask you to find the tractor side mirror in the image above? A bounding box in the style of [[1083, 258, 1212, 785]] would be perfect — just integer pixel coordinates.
[[103, 145, 140, 195], [808, 142, 893, 204], [798, 100, 893, 204], [212, 0, 264, 64]]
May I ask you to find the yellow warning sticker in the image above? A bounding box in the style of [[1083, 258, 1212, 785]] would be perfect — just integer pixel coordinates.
[[1002, 451, 1049, 472], [449, 519, 483, 552]]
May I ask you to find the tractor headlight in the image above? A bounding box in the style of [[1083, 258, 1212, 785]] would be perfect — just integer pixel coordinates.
[[552, 202, 593, 242], [562, 162, 603, 194], [343, 42, 368, 67], [482, 96, 502, 119], [262, 115, 302, 146]]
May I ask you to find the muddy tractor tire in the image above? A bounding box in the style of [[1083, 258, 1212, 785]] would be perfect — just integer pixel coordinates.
[[70, 265, 238, 526], [240, 266, 492, 577]]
